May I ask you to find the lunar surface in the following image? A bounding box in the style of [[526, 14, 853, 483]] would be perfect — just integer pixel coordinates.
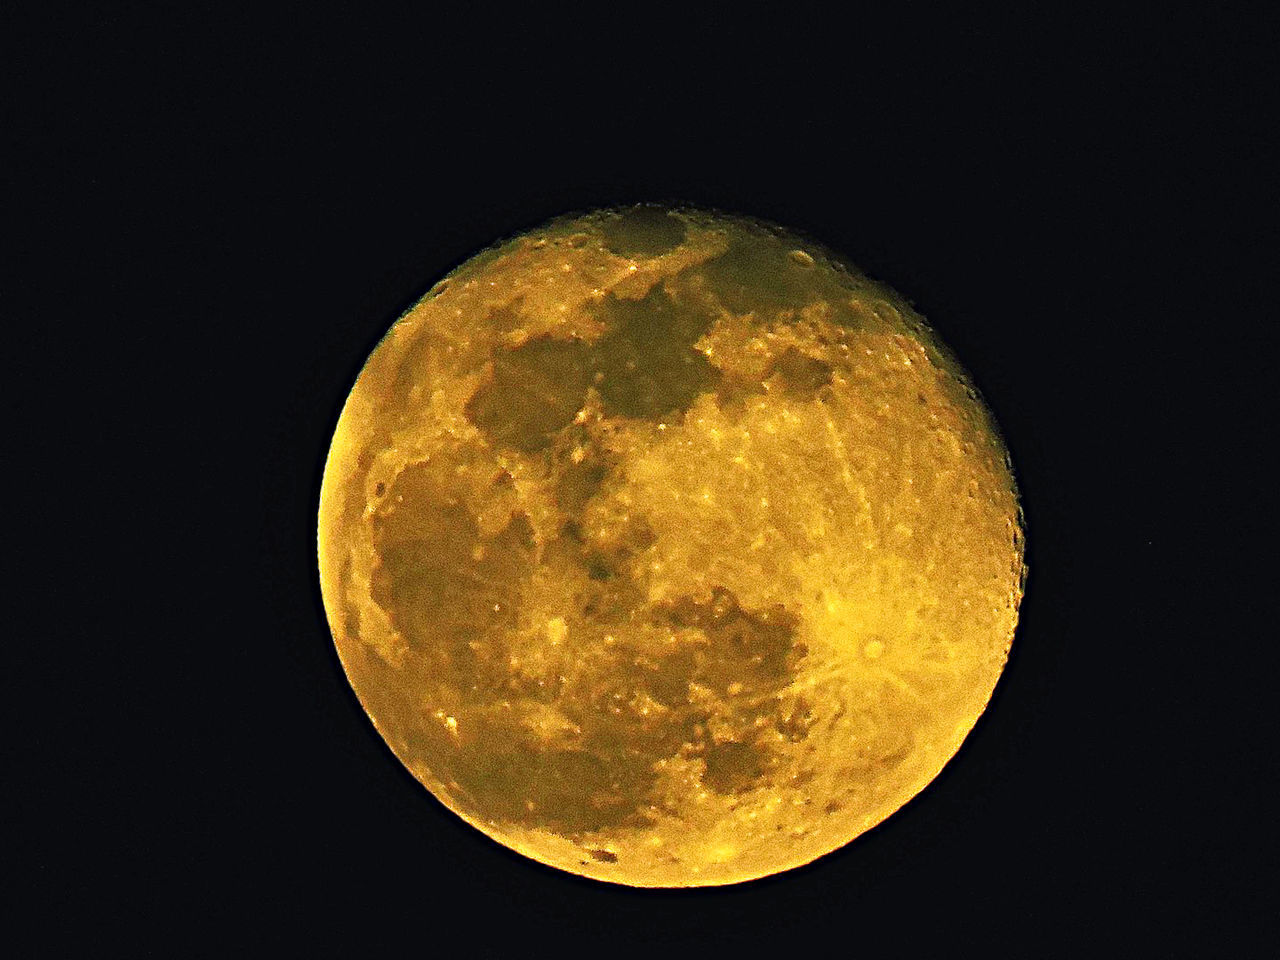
[[317, 206, 1025, 887]]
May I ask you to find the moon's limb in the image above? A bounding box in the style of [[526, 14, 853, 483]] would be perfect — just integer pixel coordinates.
[[318, 206, 1025, 887]]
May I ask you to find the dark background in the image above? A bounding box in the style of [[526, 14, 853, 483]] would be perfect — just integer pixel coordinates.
[[11, 5, 1276, 956]]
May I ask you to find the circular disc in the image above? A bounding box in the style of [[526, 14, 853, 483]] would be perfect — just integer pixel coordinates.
[[318, 206, 1025, 887]]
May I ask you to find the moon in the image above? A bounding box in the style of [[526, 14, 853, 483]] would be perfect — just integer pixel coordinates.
[[317, 205, 1025, 887]]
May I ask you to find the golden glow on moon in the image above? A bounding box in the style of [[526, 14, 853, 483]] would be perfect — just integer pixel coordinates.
[[317, 206, 1025, 887]]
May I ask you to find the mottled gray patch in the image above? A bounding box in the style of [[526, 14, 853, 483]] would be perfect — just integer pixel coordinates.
[[549, 422, 614, 514], [713, 372, 769, 415], [700, 240, 816, 316], [378, 469, 812, 832], [775, 695, 816, 742], [702, 740, 769, 795], [768, 347, 833, 397], [467, 283, 722, 450], [660, 587, 804, 697], [441, 736, 654, 834], [370, 457, 534, 696], [600, 205, 687, 258], [588, 285, 721, 420], [654, 587, 809, 795], [465, 336, 593, 452]]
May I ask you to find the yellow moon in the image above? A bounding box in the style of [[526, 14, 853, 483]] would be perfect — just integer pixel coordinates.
[[318, 206, 1025, 887]]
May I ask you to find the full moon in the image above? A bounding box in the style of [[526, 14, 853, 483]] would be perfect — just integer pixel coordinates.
[[317, 206, 1025, 887]]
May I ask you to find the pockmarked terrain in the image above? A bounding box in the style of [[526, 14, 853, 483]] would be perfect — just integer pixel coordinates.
[[318, 206, 1025, 886]]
